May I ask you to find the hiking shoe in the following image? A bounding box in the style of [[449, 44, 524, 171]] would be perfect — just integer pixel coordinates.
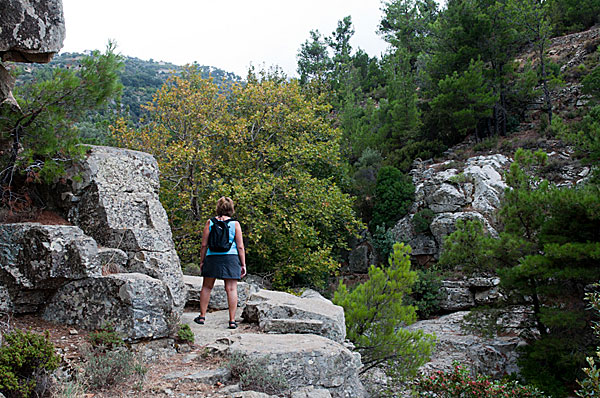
[[194, 315, 205, 325]]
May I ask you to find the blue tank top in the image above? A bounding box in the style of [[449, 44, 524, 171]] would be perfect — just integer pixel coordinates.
[[207, 219, 238, 256]]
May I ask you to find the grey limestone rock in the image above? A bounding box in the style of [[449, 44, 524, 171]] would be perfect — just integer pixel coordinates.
[[43, 273, 174, 340], [65, 146, 185, 312], [183, 275, 257, 310], [0, 0, 66, 63], [242, 289, 346, 343], [291, 386, 333, 398], [0, 223, 101, 313], [430, 212, 497, 250], [439, 277, 503, 311], [0, 285, 12, 313], [407, 309, 534, 378], [229, 333, 366, 398]]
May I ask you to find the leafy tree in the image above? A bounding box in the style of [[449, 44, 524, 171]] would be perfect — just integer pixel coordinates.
[[440, 149, 600, 396], [547, 0, 600, 35], [114, 66, 362, 289], [429, 59, 499, 144], [0, 43, 122, 213], [576, 286, 600, 397], [297, 30, 332, 87], [333, 242, 435, 378], [372, 166, 415, 229], [502, 0, 555, 124], [325, 16, 355, 93]]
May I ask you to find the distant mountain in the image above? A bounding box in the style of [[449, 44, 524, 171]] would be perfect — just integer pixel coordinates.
[[15, 52, 243, 123]]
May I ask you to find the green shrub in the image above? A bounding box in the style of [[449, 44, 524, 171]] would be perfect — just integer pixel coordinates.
[[406, 268, 443, 318], [372, 166, 415, 229], [176, 324, 195, 344], [371, 225, 397, 264], [473, 136, 498, 152], [413, 209, 435, 235], [228, 352, 289, 395], [576, 286, 600, 397], [412, 362, 548, 397], [0, 329, 60, 398], [334, 243, 435, 381], [182, 262, 202, 276], [82, 348, 146, 390]]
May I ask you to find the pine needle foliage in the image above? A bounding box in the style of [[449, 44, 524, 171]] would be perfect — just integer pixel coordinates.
[[334, 242, 435, 378]]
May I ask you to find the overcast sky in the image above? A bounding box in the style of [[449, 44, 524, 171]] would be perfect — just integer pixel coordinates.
[[61, 0, 394, 78]]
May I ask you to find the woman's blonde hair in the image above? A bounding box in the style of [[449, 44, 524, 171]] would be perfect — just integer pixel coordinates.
[[216, 196, 235, 217]]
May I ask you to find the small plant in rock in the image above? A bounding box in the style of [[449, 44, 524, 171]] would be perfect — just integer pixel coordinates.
[[412, 209, 435, 235], [0, 329, 60, 398], [176, 324, 195, 344], [228, 352, 289, 395], [412, 362, 548, 397], [86, 323, 123, 352]]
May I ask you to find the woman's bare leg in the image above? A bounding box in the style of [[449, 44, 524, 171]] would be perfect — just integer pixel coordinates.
[[199, 277, 216, 318], [224, 279, 238, 322]]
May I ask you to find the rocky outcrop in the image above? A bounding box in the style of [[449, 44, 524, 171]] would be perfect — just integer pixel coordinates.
[[64, 146, 186, 311], [407, 308, 535, 378], [0, 147, 184, 340], [43, 273, 174, 340], [0, 224, 101, 313], [0, 0, 66, 63], [184, 275, 257, 310], [440, 277, 502, 311], [228, 333, 366, 398], [242, 289, 346, 344], [391, 154, 509, 262]]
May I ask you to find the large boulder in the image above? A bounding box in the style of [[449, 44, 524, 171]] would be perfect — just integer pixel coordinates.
[[0, 0, 66, 63], [64, 146, 186, 312], [0, 224, 101, 313], [242, 289, 346, 343], [407, 308, 534, 378], [228, 333, 366, 398], [183, 275, 257, 310], [43, 273, 174, 340]]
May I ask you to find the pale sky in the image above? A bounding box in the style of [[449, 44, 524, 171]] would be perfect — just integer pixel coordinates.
[[60, 0, 393, 78]]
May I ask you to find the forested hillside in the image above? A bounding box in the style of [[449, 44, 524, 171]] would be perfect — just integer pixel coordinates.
[[13, 52, 242, 142], [2, 0, 600, 396]]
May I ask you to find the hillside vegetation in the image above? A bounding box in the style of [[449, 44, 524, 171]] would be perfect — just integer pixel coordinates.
[[2, 0, 600, 396]]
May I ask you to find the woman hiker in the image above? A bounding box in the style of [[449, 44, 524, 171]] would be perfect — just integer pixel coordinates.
[[194, 197, 247, 329]]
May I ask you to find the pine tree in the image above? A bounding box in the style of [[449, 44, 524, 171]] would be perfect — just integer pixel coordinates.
[[333, 242, 435, 377]]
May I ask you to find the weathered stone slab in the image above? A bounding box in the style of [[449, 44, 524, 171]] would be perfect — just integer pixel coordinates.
[[43, 273, 174, 340], [0, 224, 101, 312], [242, 289, 346, 343], [183, 275, 257, 310], [163, 367, 231, 384], [228, 334, 365, 398], [64, 146, 185, 312], [407, 309, 534, 378], [0, 0, 66, 63]]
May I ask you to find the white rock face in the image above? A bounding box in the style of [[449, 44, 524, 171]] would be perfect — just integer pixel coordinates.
[[392, 154, 510, 261], [242, 289, 346, 343], [229, 333, 366, 398]]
